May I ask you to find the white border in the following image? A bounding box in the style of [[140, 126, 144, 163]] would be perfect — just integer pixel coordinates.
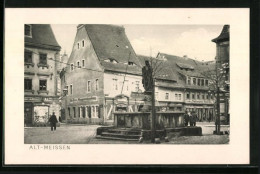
[[5, 8, 249, 164]]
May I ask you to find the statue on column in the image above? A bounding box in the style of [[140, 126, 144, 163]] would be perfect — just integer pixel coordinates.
[[142, 60, 153, 93]]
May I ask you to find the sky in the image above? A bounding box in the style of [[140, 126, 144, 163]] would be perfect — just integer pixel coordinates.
[[51, 24, 223, 61]]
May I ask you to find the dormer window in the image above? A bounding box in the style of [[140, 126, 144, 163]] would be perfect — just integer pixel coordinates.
[[128, 61, 136, 66], [25, 24, 32, 37]]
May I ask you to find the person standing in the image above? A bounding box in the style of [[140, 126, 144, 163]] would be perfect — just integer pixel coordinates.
[[49, 112, 58, 132], [184, 111, 190, 127], [189, 112, 194, 126], [191, 111, 198, 126]]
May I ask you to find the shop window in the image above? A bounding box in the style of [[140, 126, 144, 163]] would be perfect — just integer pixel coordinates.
[[82, 107, 86, 118], [39, 80, 47, 91], [25, 24, 32, 37], [87, 81, 91, 92], [24, 79, 32, 90]]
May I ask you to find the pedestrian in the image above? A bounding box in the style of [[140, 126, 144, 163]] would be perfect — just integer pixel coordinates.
[[49, 112, 58, 132], [189, 112, 193, 126], [183, 111, 189, 127], [191, 111, 198, 126]]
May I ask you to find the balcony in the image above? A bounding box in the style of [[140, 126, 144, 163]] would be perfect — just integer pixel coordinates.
[[37, 63, 49, 69], [25, 89, 35, 94], [24, 62, 35, 68], [37, 90, 49, 95]]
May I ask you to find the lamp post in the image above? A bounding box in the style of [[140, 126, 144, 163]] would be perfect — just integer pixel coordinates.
[[63, 88, 68, 122]]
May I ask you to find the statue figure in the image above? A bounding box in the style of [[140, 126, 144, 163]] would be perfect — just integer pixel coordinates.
[[142, 60, 153, 92]]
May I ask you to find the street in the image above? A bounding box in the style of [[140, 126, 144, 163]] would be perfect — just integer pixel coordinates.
[[24, 122, 229, 144]]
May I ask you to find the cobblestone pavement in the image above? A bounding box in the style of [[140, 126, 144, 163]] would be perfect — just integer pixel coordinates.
[[24, 122, 229, 144], [24, 124, 101, 144]]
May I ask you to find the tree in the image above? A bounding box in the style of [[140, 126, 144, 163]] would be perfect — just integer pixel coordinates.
[[201, 60, 229, 134]]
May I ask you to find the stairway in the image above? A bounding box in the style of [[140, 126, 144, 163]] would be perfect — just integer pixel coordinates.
[[96, 128, 142, 141]]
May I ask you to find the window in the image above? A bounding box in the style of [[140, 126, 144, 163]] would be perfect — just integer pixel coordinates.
[[192, 93, 195, 99], [205, 80, 208, 86], [193, 78, 196, 85], [39, 80, 47, 91], [78, 107, 81, 117], [124, 80, 129, 91], [135, 81, 140, 92], [206, 94, 209, 99], [187, 77, 191, 85], [202, 93, 205, 99], [128, 62, 135, 66], [77, 61, 80, 68], [24, 79, 32, 90], [68, 108, 70, 117], [25, 24, 32, 37], [186, 93, 190, 99], [87, 81, 91, 92], [70, 64, 74, 71], [175, 94, 178, 100], [197, 93, 200, 99], [95, 79, 99, 91], [70, 84, 73, 95], [77, 43, 80, 49], [39, 53, 47, 65], [201, 79, 204, 86], [165, 93, 169, 100], [178, 94, 181, 100], [73, 107, 76, 118], [82, 59, 85, 67], [82, 40, 85, 47], [65, 85, 69, 95], [198, 79, 201, 86], [113, 79, 118, 90], [24, 50, 33, 63]]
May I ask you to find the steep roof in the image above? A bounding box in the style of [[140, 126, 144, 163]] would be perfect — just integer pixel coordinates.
[[138, 55, 178, 82], [25, 24, 61, 51], [212, 25, 230, 43], [83, 25, 142, 75]]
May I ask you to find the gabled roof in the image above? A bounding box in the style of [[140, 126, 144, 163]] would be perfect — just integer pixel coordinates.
[[138, 55, 178, 82], [212, 25, 230, 43], [25, 24, 61, 51], [83, 25, 142, 75]]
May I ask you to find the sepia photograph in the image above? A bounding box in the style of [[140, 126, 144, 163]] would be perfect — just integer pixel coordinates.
[[5, 8, 249, 165], [24, 24, 230, 144]]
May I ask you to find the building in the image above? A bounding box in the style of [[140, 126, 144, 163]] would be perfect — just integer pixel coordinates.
[[60, 24, 216, 125], [212, 25, 230, 123], [60, 24, 144, 124], [139, 53, 215, 122], [24, 24, 61, 126]]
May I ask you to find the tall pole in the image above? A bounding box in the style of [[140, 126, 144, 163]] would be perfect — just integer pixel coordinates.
[[216, 86, 220, 134], [151, 79, 156, 143]]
